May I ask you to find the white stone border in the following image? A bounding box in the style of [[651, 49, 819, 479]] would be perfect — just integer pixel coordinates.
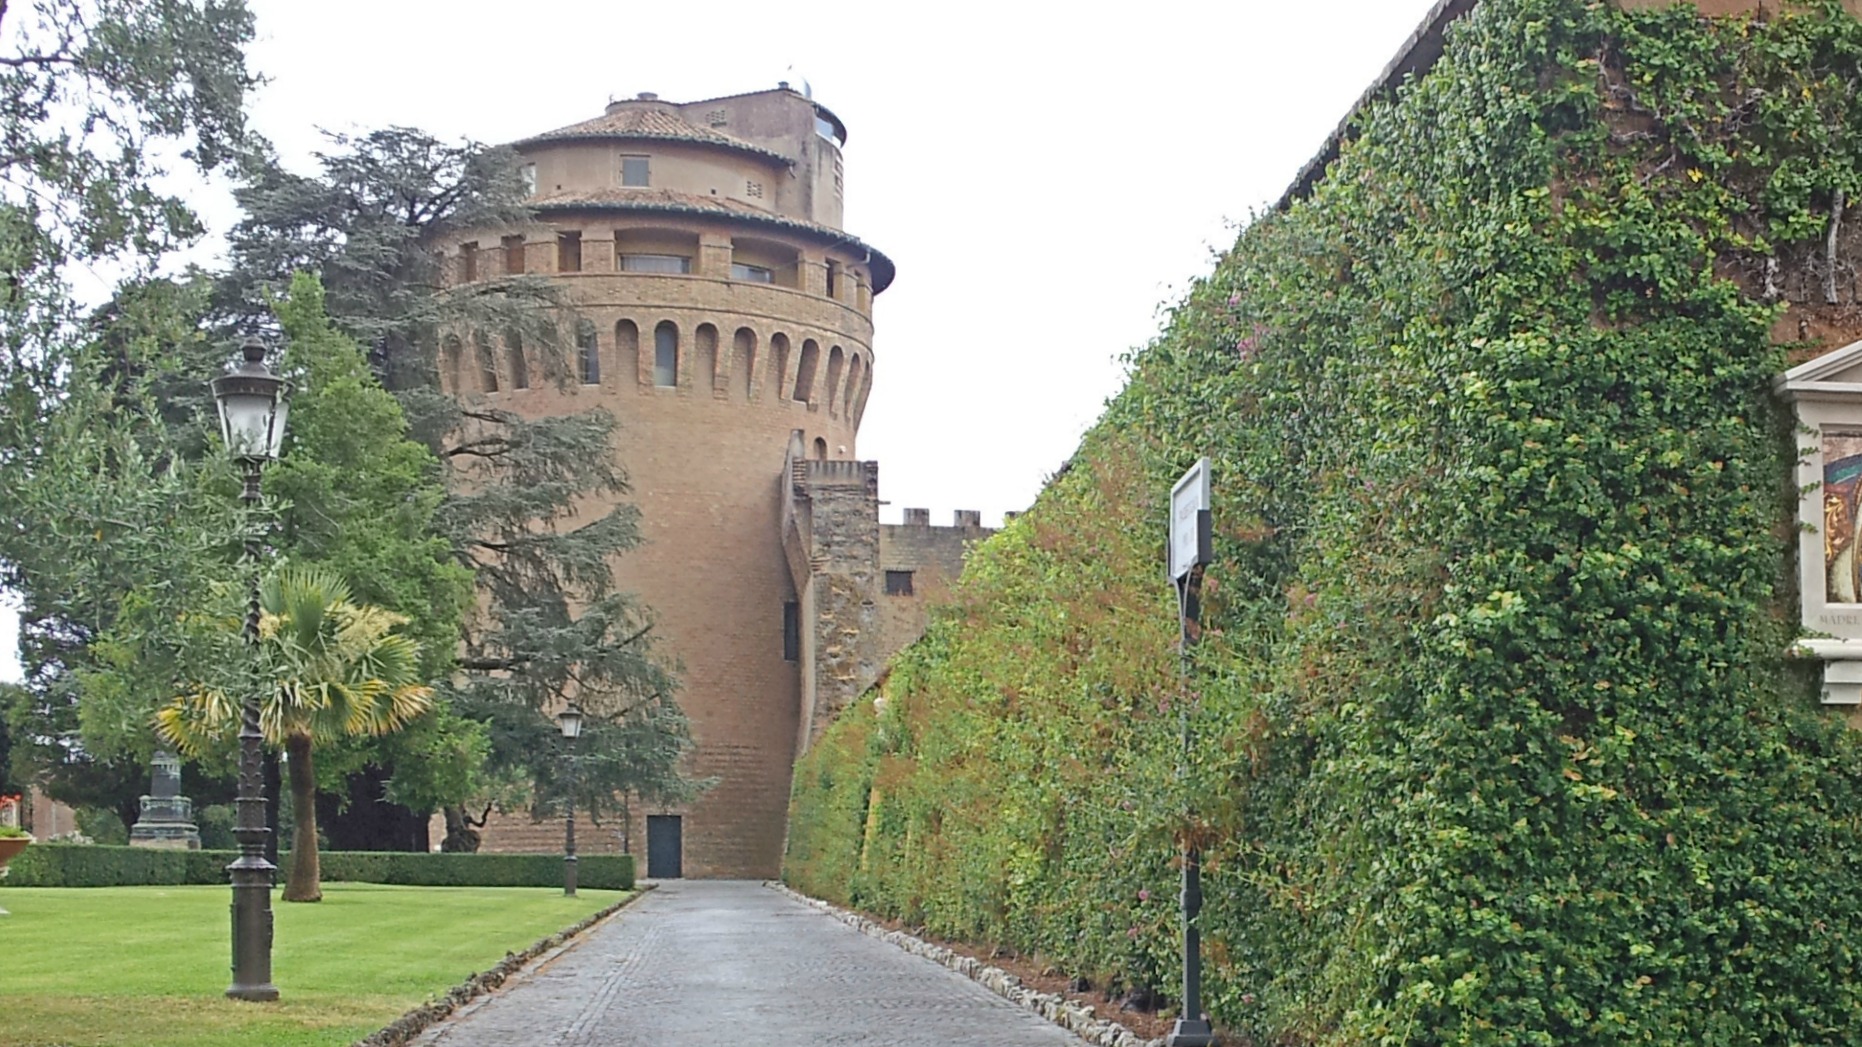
[[767, 881, 1164, 1047]]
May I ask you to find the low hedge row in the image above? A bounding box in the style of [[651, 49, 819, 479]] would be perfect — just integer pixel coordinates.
[[1, 844, 634, 890]]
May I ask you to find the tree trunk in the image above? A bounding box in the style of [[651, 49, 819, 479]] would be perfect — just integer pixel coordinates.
[[282, 732, 321, 902], [440, 804, 483, 853]]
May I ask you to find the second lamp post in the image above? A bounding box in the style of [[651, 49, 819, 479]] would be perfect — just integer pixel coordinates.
[[557, 705, 582, 896], [211, 336, 291, 1003]]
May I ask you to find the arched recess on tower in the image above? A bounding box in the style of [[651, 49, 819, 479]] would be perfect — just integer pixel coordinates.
[[734, 327, 758, 400], [843, 353, 863, 420], [771, 333, 793, 401], [794, 339, 820, 403], [442, 334, 464, 395], [654, 321, 679, 388], [615, 319, 640, 386], [825, 345, 845, 417], [853, 362, 873, 427], [504, 329, 528, 389], [475, 331, 499, 393], [695, 323, 720, 394]]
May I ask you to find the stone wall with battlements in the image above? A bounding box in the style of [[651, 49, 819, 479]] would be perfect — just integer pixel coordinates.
[[876, 511, 990, 669]]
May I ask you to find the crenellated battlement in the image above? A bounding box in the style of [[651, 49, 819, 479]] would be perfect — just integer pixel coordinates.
[[896, 508, 991, 532]]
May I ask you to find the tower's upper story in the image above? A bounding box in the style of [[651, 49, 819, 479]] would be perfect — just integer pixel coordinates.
[[518, 87, 846, 230], [437, 85, 893, 449], [504, 86, 894, 300]]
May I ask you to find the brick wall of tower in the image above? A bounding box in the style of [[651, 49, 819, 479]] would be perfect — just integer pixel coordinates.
[[459, 265, 867, 879], [439, 90, 896, 878]]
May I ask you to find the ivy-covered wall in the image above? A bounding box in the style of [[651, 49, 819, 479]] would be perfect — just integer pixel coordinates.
[[786, 1, 1862, 1043]]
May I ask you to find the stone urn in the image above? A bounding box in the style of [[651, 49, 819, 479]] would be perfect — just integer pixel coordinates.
[[0, 835, 25, 915], [0, 834, 29, 872]]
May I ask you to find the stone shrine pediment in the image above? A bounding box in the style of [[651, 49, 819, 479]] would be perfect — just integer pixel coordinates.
[[1777, 339, 1862, 705]]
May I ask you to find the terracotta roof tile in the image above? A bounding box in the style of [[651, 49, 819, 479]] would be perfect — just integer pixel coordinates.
[[529, 185, 770, 216], [516, 107, 789, 162]]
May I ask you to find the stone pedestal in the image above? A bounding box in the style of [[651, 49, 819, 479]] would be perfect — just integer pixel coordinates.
[[130, 750, 201, 849]]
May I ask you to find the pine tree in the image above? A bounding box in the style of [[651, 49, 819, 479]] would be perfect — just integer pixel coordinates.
[[0, 0, 258, 820]]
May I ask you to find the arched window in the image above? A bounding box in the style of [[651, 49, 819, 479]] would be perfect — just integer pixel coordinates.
[[615, 319, 640, 385], [654, 321, 678, 387], [577, 321, 600, 385], [475, 332, 499, 393], [442, 335, 464, 394], [504, 330, 528, 389], [825, 346, 845, 417], [813, 437, 828, 460], [794, 339, 820, 402]]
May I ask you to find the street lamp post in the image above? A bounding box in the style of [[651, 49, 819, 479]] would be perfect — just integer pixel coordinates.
[[212, 337, 290, 1003], [557, 705, 583, 896], [1167, 458, 1215, 1047]]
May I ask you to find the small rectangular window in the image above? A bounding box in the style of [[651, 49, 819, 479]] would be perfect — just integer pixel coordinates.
[[502, 234, 526, 276], [621, 155, 649, 187], [826, 260, 841, 299], [731, 263, 774, 283], [783, 601, 800, 661], [884, 571, 915, 597], [557, 231, 582, 273], [459, 242, 478, 283], [520, 163, 537, 197], [620, 253, 691, 274]]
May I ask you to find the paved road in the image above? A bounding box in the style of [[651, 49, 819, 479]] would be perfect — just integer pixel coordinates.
[[417, 880, 1087, 1046]]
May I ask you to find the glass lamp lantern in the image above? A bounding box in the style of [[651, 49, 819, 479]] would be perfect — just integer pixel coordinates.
[[211, 338, 291, 463], [557, 704, 584, 740]]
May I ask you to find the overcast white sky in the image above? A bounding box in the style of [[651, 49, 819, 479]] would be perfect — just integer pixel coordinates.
[[0, 0, 1444, 682]]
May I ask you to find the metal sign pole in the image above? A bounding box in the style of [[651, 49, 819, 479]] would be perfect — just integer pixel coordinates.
[[1167, 459, 1215, 1047]]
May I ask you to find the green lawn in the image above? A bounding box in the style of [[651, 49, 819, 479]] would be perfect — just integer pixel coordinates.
[[0, 882, 630, 1047]]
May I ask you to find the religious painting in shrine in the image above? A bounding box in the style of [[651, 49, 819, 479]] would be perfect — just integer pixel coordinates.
[[1825, 429, 1862, 603]]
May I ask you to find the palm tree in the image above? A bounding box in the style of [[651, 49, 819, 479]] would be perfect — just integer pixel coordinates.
[[158, 566, 432, 902]]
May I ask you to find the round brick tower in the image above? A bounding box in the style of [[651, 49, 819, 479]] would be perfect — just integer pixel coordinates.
[[438, 87, 894, 878]]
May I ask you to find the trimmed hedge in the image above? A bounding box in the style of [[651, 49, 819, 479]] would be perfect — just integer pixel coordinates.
[[1, 844, 633, 891], [1, 843, 230, 887]]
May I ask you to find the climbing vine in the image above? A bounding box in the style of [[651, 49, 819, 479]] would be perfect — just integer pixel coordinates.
[[788, 2, 1862, 1043]]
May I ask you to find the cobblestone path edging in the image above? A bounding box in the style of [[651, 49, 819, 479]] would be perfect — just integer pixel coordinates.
[[767, 881, 1164, 1047], [352, 887, 654, 1047]]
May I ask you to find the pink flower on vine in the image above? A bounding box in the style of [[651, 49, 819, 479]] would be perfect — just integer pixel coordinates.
[[1236, 323, 1268, 362], [1138, 888, 1151, 902]]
